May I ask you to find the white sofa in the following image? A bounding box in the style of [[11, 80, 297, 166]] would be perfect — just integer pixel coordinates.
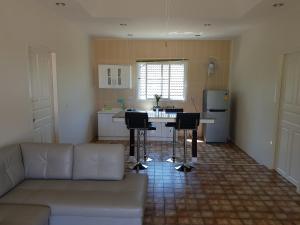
[[0, 143, 147, 225]]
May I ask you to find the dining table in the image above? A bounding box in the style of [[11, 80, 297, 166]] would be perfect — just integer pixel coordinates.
[[112, 110, 215, 161]]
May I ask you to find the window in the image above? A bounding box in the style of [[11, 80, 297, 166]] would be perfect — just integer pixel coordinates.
[[137, 61, 186, 100]]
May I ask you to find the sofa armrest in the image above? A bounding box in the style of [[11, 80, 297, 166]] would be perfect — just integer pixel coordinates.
[[0, 144, 24, 197], [73, 144, 124, 181]]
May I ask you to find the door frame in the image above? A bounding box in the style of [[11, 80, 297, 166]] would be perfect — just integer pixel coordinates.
[[27, 45, 59, 143], [50, 52, 59, 143], [273, 49, 300, 193]]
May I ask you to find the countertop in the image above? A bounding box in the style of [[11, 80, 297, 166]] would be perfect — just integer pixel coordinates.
[[97, 108, 123, 114], [113, 111, 215, 124]]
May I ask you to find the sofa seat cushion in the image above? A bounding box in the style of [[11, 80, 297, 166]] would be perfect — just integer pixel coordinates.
[[0, 203, 50, 225], [0, 174, 147, 219]]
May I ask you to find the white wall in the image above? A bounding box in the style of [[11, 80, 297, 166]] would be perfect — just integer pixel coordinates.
[[0, 0, 96, 146], [230, 14, 300, 168]]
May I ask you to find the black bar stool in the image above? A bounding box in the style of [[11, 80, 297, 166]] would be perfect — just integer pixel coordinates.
[[165, 108, 184, 163], [125, 112, 155, 170], [175, 112, 200, 172], [143, 125, 155, 162]]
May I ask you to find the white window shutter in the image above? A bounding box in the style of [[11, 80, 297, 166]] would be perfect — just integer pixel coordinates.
[[137, 63, 146, 100], [137, 61, 186, 100], [170, 64, 185, 100]]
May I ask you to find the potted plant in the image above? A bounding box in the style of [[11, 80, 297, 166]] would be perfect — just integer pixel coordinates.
[[153, 94, 162, 110]]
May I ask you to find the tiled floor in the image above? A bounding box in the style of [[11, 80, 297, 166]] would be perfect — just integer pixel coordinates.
[[97, 140, 300, 225]]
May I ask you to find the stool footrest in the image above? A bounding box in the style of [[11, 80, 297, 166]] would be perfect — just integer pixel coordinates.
[[131, 162, 148, 170], [166, 157, 181, 163], [175, 164, 194, 172], [144, 155, 153, 162]]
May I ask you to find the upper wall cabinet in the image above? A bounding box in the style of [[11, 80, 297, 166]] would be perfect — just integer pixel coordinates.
[[98, 64, 132, 89]]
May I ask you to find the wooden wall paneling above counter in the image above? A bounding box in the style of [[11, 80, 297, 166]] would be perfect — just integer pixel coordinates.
[[93, 39, 231, 136]]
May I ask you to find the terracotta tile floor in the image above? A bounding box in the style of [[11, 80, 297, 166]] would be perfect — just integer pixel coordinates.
[[97, 140, 300, 225]]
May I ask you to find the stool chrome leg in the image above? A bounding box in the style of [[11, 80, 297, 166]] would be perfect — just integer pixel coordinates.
[[131, 129, 148, 171], [176, 130, 193, 172], [166, 127, 180, 163], [143, 130, 152, 162]]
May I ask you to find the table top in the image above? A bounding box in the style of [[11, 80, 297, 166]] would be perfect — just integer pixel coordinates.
[[112, 111, 215, 124]]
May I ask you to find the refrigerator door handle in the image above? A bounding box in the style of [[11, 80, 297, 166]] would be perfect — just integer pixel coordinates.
[[208, 109, 227, 112]]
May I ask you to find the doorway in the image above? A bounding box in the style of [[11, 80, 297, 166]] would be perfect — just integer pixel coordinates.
[[275, 51, 300, 193], [28, 46, 59, 143]]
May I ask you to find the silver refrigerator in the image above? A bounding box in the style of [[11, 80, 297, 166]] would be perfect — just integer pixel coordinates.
[[203, 90, 229, 143]]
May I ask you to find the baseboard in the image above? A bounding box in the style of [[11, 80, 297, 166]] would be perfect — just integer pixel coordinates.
[[98, 137, 129, 141], [276, 168, 300, 192], [97, 136, 173, 141], [275, 168, 287, 178], [146, 137, 173, 141], [228, 141, 274, 168], [89, 136, 98, 143]]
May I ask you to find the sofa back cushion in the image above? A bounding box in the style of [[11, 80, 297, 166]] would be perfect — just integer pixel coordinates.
[[73, 144, 124, 180], [0, 145, 25, 197], [21, 143, 73, 179]]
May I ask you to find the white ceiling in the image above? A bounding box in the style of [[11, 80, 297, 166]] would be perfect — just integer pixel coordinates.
[[40, 0, 300, 39]]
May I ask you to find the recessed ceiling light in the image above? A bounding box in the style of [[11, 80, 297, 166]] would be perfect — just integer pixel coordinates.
[[272, 2, 284, 7], [204, 23, 212, 27], [183, 32, 194, 35], [56, 2, 66, 7], [120, 23, 127, 26], [168, 31, 196, 36], [168, 32, 179, 35]]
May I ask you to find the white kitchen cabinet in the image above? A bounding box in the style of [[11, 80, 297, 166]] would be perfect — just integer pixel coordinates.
[[162, 126, 174, 139], [98, 64, 132, 89], [147, 123, 162, 139], [98, 111, 174, 141], [147, 123, 174, 141], [98, 111, 129, 140]]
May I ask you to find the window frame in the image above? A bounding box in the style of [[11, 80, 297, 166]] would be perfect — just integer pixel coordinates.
[[136, 60, 188, 101]]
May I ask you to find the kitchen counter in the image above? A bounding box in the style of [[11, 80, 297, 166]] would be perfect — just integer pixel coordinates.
[[113, 111, 215, 124], [112, 110, 215, 161], [97, 109, 128, 140]]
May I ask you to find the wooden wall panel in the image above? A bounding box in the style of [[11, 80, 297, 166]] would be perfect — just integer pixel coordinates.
[[93, 39, 231, 135]]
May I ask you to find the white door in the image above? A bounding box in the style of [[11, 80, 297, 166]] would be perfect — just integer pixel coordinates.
[[276, 51, 300, 193], [28, 47, 56, 143]]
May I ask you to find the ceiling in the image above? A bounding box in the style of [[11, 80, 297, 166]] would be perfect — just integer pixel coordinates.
[[40, 0, 300, 39]]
